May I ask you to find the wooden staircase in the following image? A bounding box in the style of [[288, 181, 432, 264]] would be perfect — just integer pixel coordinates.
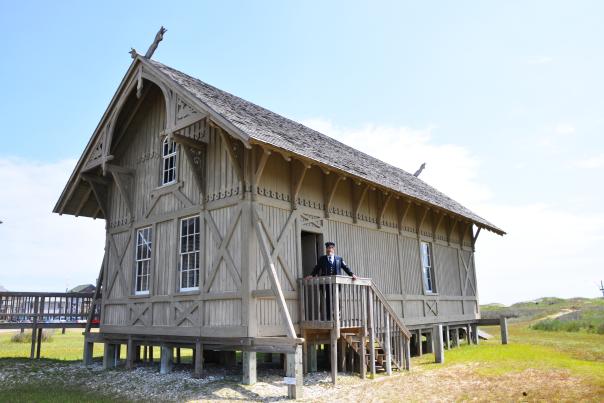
[[299, 276, 411, 383]]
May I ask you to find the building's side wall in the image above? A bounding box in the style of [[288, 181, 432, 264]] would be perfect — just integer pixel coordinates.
[[255, 151, 480, 334], [101, 85, 246, 337]]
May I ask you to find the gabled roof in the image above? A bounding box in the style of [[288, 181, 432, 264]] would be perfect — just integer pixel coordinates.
[[54, 54, 504, 235], [68, 284, 95, 293], [144, 58, 504, 235]]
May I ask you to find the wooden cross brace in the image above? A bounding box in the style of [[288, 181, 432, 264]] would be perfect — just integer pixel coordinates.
[[130, 303, 151, 327], [425, 300, 438, 316], [174, 302, 199, 326], [253, 207, 297, 290], [203, 206, 243, 292], [460, 252, 476, 296], [106, 232, 132, 298]]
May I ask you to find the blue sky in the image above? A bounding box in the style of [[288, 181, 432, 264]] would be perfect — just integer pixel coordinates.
[[1, 1, 603, 303]]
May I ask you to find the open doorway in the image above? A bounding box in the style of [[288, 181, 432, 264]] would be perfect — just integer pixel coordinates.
[[301, 231, 323, 277]]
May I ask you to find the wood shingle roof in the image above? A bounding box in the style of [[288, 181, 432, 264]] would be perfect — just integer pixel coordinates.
[[148, 59, 504, 235]]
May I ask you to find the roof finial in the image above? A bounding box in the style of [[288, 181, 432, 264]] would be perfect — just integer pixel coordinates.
[[144, 26, 167, 59], [413, 162, 426, 177]]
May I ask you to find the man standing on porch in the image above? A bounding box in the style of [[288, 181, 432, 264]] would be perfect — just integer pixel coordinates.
[[305, 242, 357, 320], [306, 242, 357, 280]]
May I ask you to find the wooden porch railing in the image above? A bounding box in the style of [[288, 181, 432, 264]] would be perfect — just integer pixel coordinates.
[[0, 291, 100, 359], [298, 276, 411, 376]]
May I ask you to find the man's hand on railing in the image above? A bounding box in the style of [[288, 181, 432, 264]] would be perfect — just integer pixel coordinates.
[[352, 274, 358, 281], [304, 275, 313, 281]]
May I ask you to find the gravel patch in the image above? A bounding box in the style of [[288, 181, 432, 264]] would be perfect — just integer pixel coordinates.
[[0, 359, 368, 402]]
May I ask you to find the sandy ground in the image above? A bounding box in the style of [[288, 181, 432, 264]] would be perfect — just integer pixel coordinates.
[[1, 358, 600, 402]]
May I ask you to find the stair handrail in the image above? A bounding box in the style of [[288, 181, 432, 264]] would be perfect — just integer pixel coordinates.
[[369, 282, 411, 339]]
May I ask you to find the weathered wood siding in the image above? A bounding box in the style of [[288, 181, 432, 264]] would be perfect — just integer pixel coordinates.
[[101, 84, 245, 337], [253, 151, 481, 333]]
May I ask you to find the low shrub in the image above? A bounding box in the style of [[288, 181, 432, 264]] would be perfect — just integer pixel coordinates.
[[10, 330, 54, 343]]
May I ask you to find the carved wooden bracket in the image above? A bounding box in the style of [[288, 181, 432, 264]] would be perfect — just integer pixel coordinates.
[[431, 210, 445, 241], [105, 164, 135, 220], [80, 173, 109, 219], [181, 145, 206, 206], [446, 219, 458, 246], [290, 159, 309, 209], [352, 183, 369, 224], [415, 204, 429, 238], [323, 174, 344, 218], [377, 192, 393, 229], [472, 226, 482, 250], [219, 129, 244, 186], [396, 199, 412, 234]]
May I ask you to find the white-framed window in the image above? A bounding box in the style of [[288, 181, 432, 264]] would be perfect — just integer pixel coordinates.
[[420, 241, 436, 293], [179, 216, 200, 291], [161, 137, 177, 185], [135, 226, 153, 295]]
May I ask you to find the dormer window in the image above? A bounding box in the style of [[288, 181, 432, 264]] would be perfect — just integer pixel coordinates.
[[161, 137, 177, 185]]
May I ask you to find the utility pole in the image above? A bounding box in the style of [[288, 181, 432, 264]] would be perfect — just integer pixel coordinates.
[[599, 280, 604, 298]]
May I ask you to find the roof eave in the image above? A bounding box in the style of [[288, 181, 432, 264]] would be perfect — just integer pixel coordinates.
[[249, 139, 506, 236]]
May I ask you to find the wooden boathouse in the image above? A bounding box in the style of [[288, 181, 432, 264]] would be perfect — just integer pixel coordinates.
[[53, 30, 504, 398]]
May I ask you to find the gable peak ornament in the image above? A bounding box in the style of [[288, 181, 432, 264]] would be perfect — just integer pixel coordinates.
[[145, 26, 167, 59]]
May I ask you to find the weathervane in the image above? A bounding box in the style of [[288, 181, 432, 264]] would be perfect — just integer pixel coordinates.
[[414, 162, 426, 177], [130, 26, 167, 60]]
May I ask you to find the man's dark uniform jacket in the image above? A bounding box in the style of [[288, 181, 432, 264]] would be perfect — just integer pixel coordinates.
[[311, 255, 354, 277]]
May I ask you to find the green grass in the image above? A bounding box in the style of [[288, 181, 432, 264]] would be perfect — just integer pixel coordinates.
[[407, 321, 604, 399], [481, 296, 604, 322], [1, 383, 120, 403], [0, 329, 103, 360]]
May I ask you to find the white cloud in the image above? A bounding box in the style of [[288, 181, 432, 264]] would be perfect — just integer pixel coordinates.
[[574, 153, 604, 169], [475, 202, 604, 304], [554, 124, 576, 136], [0, 158, 105, 292], [536, 123, 578, 152], [303, 118, 604, 304], [528, 56, 554, 65]]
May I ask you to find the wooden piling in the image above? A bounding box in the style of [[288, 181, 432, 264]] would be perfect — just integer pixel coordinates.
[[103, 343, 117, 369], [242, 351, 257, 385], [83, 339, 94, 367], [330, 329, 338, 384], [286, 345, 303, 399], [193, 340, 204, 379], [160, 345, 173, 374], [500, 316, 508, 345], [433, 324, 444, 364]]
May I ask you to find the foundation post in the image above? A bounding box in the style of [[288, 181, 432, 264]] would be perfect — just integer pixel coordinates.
[[160, 345, 173, 374], [242, 351, 257, 385], [286, 345, 303, 399], [433, 324, 444, 364], [500, 316, 509, 345]]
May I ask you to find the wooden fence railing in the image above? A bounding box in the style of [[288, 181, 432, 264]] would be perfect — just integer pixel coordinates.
[[0, 291, 100, 358]]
